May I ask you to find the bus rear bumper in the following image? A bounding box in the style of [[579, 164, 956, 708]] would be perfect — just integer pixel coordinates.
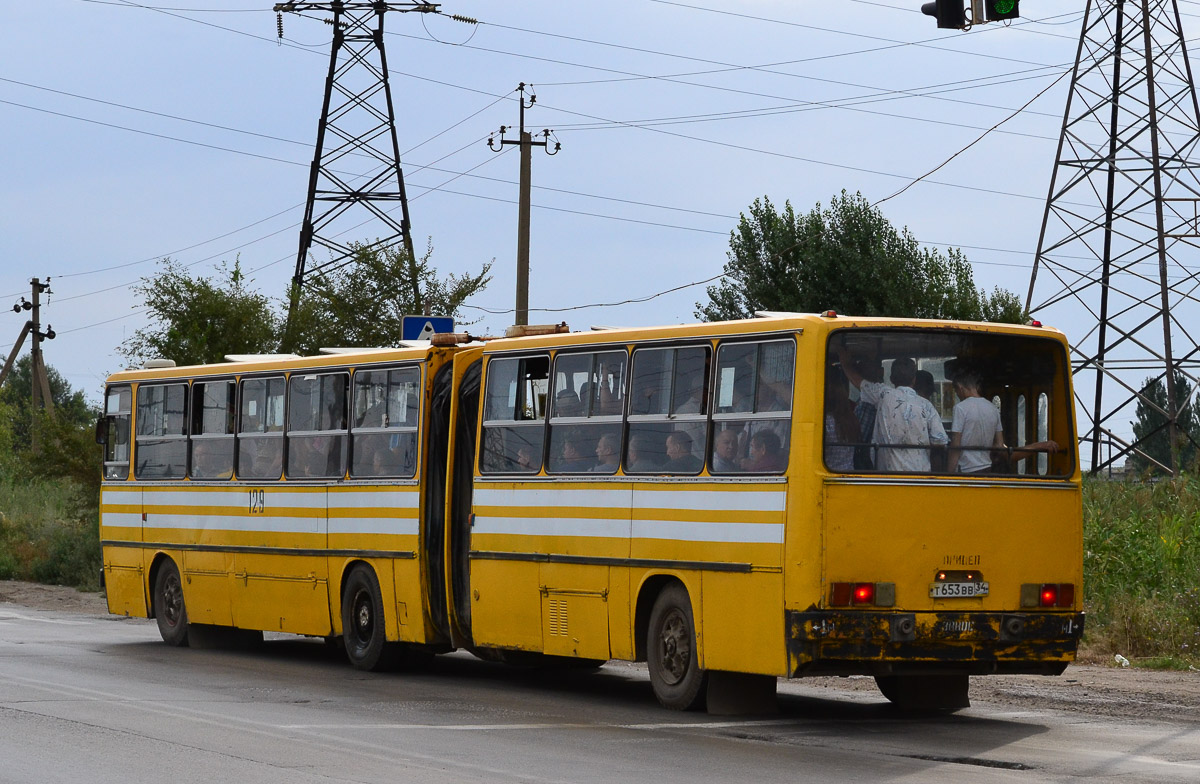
[[786, 609, 1085, 677]]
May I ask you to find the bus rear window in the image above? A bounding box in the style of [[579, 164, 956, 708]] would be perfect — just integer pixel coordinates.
[[826, 329, 1074, 478]]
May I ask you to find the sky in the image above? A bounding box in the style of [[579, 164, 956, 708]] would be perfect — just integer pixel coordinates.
[[0, 1, 1169, 453]]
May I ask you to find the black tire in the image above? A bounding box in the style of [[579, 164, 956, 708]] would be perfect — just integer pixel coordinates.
[[153, 560, 189, 647], [875, 674, 970, 712], [341, 565, 390, 671], [647, 584, 707, 710]]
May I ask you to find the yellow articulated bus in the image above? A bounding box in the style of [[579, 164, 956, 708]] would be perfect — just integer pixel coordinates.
[[97, 313, 1083, 711]]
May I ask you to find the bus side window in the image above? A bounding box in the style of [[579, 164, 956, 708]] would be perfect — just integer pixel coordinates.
[[626, 346, 710, 475], [190, 380, 235, 480], [238, 376, 285, 480], [710, 340, 795, 475], [351, 366, 420, 478], [481, 355, 549, 474], [547, 350, 627, 474], [135, 383, 189, 479], [286, 373, 349, 479], [102, 385, 132, 480]]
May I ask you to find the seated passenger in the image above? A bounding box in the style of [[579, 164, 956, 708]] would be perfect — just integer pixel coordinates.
[[663, 430, 702, 473], [743, 430, 787, 473], [559, 433, 595, 472], [591, 433, 620, 473], [711, 428, 742, 473], [625, 434, 660, 472]]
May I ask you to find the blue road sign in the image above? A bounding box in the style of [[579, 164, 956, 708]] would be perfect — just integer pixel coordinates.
[[401, 315, 455, 341]]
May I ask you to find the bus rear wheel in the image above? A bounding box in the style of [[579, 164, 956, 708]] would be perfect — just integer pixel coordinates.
[[874, 674, 970, 712], [647, 584, 707, 710], [153, 560, 189, 647], [342, 565, 392, 671]]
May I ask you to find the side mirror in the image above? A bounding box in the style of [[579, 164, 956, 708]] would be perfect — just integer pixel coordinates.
[[95, 416, 108, 445]]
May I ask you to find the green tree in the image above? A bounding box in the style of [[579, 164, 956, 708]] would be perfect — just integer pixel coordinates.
[[0, 355, 98, 452], [696, 191, 1025, 323], [1130, 371, 1200, 474], [283, 240, 492, 356], [119, 257, 278, 368]]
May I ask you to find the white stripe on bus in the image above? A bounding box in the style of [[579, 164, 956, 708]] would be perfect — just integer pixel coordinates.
[[474, 487, 785, 513], [473, 516, 783, 544]]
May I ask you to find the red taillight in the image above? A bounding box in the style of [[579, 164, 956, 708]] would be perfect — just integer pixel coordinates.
[[831, 582, 851, 606], [1040, 584, 1059, 606], [1057, 583, 1075, 607], [853, 583, 875, 605], [830, 581, 894, 607]]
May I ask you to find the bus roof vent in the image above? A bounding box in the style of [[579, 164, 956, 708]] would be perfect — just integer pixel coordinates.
[[504, 322, 570, 338], [223, 354, 301, 362], [318, 347, 387, 355], [753, 311, 807, 319], [142, 359, 176, 369]]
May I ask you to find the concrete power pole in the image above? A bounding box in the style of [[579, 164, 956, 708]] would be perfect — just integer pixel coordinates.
[[489, 84, 561, 326]]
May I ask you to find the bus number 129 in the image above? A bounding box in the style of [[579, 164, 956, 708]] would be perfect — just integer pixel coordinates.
[[248, 489, 266, 515]]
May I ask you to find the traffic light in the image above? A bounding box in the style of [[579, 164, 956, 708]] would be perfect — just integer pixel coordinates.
[[986, 0, 1020, 21], [921, 1, 966, 30]]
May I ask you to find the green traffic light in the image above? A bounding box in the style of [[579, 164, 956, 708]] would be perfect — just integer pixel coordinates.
[[995, 0, 1015, 12]]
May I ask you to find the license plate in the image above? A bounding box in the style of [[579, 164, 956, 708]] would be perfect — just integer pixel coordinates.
[[929, 581, 989, 598]]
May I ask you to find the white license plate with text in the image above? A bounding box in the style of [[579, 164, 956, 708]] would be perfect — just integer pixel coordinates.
[[929, 581, 989, 598]]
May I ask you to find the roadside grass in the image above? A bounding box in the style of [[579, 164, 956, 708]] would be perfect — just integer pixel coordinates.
[[0, 477, 101, 591], [1083, 475, 1200, 668]]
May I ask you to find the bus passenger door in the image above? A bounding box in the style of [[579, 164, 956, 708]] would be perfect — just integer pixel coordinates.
[[100, 484, 146, 617]]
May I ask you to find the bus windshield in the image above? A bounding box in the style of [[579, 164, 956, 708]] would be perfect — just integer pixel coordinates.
[[825, 328, 1074, 478]]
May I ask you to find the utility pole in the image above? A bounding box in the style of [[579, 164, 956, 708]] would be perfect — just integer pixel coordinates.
[[488, 84, 560, 326], [29, 278, 54, 417], [3, 279, 56, 452]]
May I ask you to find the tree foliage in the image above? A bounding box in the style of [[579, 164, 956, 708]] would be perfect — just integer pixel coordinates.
[[283, 240, 492, 356], [696, 191, 1025, 324], [119, 258, 278, 368], [0, 355, 98, 452], [1130, 371, 1200, 473]]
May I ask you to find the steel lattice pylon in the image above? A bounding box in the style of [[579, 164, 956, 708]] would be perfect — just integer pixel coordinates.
[[277, 2, 437, 309], [1027, 0, 1200, 475]]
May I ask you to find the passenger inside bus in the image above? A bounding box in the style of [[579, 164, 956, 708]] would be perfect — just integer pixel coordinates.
[[837, 347, 949, 472], [711, 427, 741, 472], [663, 430, 702, 473], [626, 433, 660, 472], [947, 366, 1059, 474], [743, 430, 786, 473], [592, 433, 620, 473], [852, 354, 884, 470], [823, 367, 857, 472]]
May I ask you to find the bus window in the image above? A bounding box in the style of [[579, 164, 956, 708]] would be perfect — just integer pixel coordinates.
[[102, 385, 132, 480], [135, 383, 188, 479], [710, 340, 794, 475], [351, 366, 420, 478], [190, 380, 235, 480], [547, 350, 626, 474], [829, 329, 1074, 477], [287, 373, 349, 479], [626, 346, 710, 474], [238, 376, 285, 480], [481, 355, 549, 474]]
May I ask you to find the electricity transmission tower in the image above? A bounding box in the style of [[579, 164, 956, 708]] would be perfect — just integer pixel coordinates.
[[1027, 0, 1200, 475], [275, 1, 438, 345]]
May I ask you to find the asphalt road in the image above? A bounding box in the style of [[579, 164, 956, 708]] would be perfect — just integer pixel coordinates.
[[2, 604, 1198, 784]]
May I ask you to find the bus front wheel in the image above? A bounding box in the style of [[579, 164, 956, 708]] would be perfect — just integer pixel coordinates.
[[342, 565, 390, 671], [153, 560, 189, 647], [647, 584, 707, 710]]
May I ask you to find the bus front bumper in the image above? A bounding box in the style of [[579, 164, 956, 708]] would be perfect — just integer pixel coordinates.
[[787, 609, 1085, 677]]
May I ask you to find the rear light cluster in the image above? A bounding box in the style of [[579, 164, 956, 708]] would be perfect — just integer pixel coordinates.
[[1021, 583, 1076, 608], [829, 582, 895, 607]]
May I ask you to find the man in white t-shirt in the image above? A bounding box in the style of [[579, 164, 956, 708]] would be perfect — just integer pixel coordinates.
[[947, 369, 1004, 473]]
